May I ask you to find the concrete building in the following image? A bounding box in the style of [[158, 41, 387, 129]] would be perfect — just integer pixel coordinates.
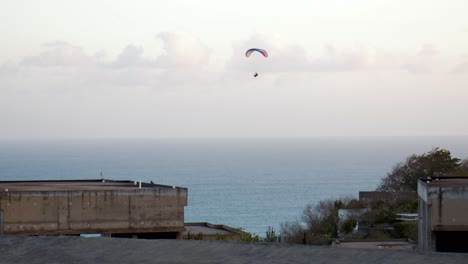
[[0, 179, 187, 239], [183, 222, 249, 241], [359, 191, 417, 207], [418, 177, 468, 253]]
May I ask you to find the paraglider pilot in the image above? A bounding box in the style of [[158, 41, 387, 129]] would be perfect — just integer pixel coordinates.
[[245, 49, 267, 78]]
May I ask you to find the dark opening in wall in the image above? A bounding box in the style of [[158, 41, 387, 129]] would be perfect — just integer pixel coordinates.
[[110, 232, 178, 239], [436, 231, 468, 253]]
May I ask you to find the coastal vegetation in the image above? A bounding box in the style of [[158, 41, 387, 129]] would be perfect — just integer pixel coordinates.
[[184, 147, 467, 245], [377, 147, 463, 192], [280, 147, 468, 245]]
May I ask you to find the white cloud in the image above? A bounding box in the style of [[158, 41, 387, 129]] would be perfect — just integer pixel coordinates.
[[155, 32, 211, 68], [404, 44, 439, 74], [227, 35, 446, 74], [113, 45, 155, 68], [2, 33, 468, 139], [452, 61, 468, 73], [5, 33, 213, 90], [21, 41, 101, 67], [452, 53, 468, 73], [19, 32, 212, 71]]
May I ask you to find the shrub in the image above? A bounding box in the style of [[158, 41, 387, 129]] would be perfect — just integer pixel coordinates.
[[192, 232, 203, 240], [215, 233, 228, 240], [240, 232, 260, 242], [264, 226, 280, 243], [394, 222, 418, 242], [340, 218, 357, 234]]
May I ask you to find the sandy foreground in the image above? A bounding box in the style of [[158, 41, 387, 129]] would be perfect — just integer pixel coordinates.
[[0, 236, 467, 264]]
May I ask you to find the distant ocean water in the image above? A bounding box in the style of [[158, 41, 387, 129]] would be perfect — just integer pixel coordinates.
[[1, 137, 468, 235]]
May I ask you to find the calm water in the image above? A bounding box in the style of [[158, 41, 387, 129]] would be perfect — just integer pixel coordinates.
[[1, 137, 467, 235]]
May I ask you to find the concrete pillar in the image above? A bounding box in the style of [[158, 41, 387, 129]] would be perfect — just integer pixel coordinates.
[[0, 210, 3, 237], [418, 198, 424, 253]]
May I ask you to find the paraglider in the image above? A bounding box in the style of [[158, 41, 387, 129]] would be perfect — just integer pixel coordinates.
[[245, 48, 268, 58], [245, 48, 268, 77]]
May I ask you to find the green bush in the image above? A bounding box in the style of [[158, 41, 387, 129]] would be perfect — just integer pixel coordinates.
[[340, 218, 357, 234], [192, 232, 203, 240], [240, 232, 260, 242], [215, 233, 228, 240], [394, 222, 418, 242], [366, 229, 392, 240], [264, 226, 280, 242]]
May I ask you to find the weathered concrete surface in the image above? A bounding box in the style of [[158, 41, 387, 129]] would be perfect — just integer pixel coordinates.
[[418, 178, 468, 231], [0, 236, 467, 264], [418, 178, 468, 253], [184, 222, 249, 241], [0, 180, 187, 236]]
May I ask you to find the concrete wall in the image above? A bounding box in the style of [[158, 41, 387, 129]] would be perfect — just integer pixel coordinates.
[[359, 191, 417, 206], [418, 179, 468, 253], [0, 209, 3, 236], [431, 199, 468, 229], [0, 187, 187, 236], [418, 197, 433, 253]]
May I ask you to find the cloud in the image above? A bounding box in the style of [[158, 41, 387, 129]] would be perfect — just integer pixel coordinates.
[[451, 53, 468, 73], [0, 63, 18, 77], [0, 34, 459, 97], [20, 32, 211, 71], [309, 45, 378, 72], [404, 44, 439, 74], [228, 42, 381, 73], [113, 44, 155, 68], [452, 61, 468, 73], [2, 36, 468, 139], [155, 32, 211, 68], [227, 35, 382, 73], [5, 32, 214, 90], [21, 41, 101, 67], [227, 35, 443, 74]]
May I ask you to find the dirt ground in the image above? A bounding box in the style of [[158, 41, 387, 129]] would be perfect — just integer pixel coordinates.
[[0, 236, 466, 264]]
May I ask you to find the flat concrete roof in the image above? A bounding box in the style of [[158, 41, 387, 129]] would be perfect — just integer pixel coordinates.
[[1, 236, 467, 264], [0, 179, 186, 192], [185, 225, 232, 236], [419, 177, 468, 187], [184, 222, 248, 236]]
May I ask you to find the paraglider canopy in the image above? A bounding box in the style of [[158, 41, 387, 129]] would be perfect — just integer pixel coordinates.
[[245, 48, 268, 58]]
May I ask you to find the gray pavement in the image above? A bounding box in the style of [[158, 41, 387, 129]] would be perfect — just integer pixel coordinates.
[[0, 236, 467, 264]]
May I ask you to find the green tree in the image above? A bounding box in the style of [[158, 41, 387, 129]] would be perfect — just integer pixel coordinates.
[[281, 199, 340, 245], [264, 226, 280, 242], [340, 218, 357, 234], [449, 159, 468, 176], [377, 148, 461, 192]]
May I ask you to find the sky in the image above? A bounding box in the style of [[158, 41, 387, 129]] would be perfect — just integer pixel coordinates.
[[1, 0, 468, 139]]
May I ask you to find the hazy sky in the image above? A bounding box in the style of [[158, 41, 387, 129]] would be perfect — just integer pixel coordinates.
[[1, 0, 468, 139]]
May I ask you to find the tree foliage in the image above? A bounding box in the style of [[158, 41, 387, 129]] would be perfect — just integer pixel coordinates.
[[340, 218, 357, 234], [449, 159, 468, 176], [281, 198, 351, 244], [377, 148, 461, 192]]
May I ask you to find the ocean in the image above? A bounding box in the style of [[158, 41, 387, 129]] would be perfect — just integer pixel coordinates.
[[1, 137, 467, 235]]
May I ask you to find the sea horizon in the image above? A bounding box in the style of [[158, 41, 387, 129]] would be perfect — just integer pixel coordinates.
[[1, 136, 468, 235]]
